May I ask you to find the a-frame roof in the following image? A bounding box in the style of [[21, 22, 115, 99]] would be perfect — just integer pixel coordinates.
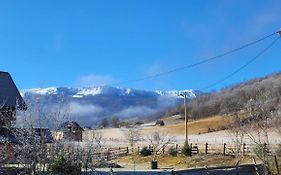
[[58, 121, 84, 131], [0, 71, 26, 110]]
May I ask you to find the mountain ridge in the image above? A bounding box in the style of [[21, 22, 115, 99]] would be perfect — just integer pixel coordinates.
[[19, 86, 201, 127]]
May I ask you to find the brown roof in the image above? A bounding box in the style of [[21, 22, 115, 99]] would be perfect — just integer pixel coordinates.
[[58, 121, 84, 131]]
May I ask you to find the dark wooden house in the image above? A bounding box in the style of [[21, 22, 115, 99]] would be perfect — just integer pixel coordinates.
[[0, 71, 26, 163], [57, 121, 84, 142], [0, 71, 26, 127], [155, 120, 165, 126], [0, 126, 19, 163]]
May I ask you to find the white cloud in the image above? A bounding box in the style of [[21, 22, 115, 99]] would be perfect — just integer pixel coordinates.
[[116, 106, 156, 118], [68, 102, 103, 115], [76, 74, 115, 87]]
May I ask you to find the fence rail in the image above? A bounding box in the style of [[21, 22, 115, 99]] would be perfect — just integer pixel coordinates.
[[128, 142, 280, 157]]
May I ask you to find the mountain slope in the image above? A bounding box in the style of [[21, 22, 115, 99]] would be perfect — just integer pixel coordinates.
[[178, 72, 281, 120], [20, 86, 201, 127]]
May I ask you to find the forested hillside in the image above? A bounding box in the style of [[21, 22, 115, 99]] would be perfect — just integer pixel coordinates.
[[173, 72, 281, 119]]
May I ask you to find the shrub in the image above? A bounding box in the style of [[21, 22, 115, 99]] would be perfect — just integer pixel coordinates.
[[276, 144, 281, 156], [140, 146, 151, 156], [181, 142, 192, 156], [253, 144, 267, 157], [168, 146, 178, 157], [49, 155, 81, 175]]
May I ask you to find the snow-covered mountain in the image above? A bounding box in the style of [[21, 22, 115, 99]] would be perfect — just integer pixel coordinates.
[[20, 86, 201, 127]]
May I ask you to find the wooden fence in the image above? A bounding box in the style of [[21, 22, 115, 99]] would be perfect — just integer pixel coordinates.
[[128, 142, 280, 157], [19, 142, 279, 164]]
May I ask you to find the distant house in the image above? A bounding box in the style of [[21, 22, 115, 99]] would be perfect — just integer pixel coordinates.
[[155, 120, 165, 126], [56, 121, 84, 142]]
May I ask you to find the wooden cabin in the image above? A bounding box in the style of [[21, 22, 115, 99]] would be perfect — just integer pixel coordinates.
[[0, 71, 26, 163], [155, 120, 165, 126], [56, 121, 84, 142], [0, 71, 26, 127]]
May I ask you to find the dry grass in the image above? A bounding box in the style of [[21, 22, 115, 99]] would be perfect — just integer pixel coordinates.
[[113, 154, 254, 170], [82, 115, 236, 143], [143, 115, 234, 135]]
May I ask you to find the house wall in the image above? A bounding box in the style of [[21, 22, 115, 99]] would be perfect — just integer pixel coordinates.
[[53, 131, 83, 142], [0, 143, 15, 163], [63, 130, 82, 142], [53, 131, 63, 141], [0, 109, 16, 127]]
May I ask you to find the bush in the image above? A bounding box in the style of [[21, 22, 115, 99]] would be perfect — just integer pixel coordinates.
[[49, 155, 81, 175], [253, 144, 267, 157], [276, 144, 281, 156], [140, 146, 152, 156], [181, 142, 192, 156], [168, 146, 178, 157]]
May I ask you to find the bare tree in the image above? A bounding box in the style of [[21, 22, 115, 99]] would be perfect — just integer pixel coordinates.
[[14, 97, 71, 174], [146, 131, 174, 161], [122, 125, 142, 148], [122, 125, 142, 171], [227, 113, 246, 164], [243, 92, 274, 175]]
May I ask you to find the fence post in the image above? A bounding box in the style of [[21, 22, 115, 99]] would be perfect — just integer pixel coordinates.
[[205, 143, 208, 154], [176, 144, 178, 152], [275, 155, 280, 175], [223, 143, 226, 156], [162, 145, 165, 154], [243, 143, 246, 155], [126, 147, 129, 154], [138, 146, 140, 154], [106, 149, 110, 161]]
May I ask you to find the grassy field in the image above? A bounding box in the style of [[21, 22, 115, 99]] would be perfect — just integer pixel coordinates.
[[113, 154, 254, 170], [83, 114, 240, 146], [142, 115, 233, 135]]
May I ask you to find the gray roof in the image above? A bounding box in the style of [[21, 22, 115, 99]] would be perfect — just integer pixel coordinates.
[[0, 71, 26, 110]]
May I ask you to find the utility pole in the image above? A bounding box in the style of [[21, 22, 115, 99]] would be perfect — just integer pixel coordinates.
[[181, 92, 188, 144]]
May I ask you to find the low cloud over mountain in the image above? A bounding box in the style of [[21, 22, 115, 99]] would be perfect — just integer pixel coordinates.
[[20, 86, 201, 127]]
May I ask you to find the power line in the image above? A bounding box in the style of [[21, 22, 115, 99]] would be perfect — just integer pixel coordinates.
[[108, 31, 279, 86], [201, 36, 280, 91]]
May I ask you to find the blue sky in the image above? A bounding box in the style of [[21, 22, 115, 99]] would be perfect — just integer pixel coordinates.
[[0, 0, 280, 91]]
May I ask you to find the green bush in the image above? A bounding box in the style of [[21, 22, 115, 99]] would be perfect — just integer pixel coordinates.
[[181, 142, 192, 156], [49, 155, 81, 175], [168, 146, 178, 157], [140, 146, 152, 156]]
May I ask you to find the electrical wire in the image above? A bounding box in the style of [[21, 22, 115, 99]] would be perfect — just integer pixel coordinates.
[[201, 36, 280, 91], [108, 31, 279, 86]]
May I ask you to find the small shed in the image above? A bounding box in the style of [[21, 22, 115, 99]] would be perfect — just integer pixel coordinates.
[[155, 120, 165, 126], [57, 121, 84, 142]]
